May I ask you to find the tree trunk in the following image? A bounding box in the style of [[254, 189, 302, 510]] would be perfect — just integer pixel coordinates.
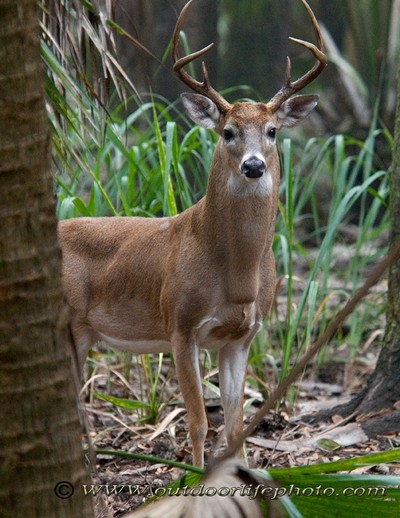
[[0, 2, 93, 516], [312, 64, 400, 435]]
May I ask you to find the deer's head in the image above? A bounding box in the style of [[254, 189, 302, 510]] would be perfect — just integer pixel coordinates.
[[173, 0, 327, 192]]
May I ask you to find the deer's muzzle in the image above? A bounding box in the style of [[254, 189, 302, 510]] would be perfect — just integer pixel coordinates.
[[241, 157, 266, 179]]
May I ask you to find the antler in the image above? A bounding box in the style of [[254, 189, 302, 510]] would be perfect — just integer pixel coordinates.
[[172, 0, 232, 113], [266, 0, 327, 112]]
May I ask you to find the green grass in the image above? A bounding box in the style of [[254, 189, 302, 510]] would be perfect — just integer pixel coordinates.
[[53, 96, 215, 219]]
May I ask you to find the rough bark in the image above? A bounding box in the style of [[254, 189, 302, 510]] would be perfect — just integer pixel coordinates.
[[311, 64, 400, 435], [0, 1, 93, 516]]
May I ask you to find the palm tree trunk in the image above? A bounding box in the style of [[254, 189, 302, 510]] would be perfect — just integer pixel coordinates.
[[0, 1, 93, 516]]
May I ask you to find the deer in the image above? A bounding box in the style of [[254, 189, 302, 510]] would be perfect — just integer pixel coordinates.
[[58, 0, 326, 467]]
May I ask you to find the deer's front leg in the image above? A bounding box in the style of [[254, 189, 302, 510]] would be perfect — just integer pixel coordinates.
[[218, 341, 251, 456], [172, 333, 208, 467]]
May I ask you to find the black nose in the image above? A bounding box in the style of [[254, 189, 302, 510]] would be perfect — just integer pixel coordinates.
[[241, 156, 265, 178]]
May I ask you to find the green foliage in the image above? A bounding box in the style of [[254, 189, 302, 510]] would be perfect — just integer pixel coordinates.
[[52, 98, 213, 219]]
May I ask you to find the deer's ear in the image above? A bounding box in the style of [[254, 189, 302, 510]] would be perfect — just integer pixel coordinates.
[[181, 93, 222, 130], [276, 94, 319, 128]]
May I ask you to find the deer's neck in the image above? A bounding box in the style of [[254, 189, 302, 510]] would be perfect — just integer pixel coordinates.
[[194, 151, 279, 303]]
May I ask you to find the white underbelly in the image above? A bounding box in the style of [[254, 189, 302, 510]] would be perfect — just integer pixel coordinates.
[[94, 304, 262, 353], [97, 331, 172, 354]]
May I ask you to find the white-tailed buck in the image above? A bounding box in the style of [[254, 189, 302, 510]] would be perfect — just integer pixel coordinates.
[[59, 0, 326, 467]]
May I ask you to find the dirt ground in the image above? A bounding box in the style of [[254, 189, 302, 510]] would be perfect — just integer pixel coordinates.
[[82, 347, 399, 516]]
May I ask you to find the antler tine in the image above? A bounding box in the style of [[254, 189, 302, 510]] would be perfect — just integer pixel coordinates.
[[172, 0, 232, 113], [267, 0, 327, 112]]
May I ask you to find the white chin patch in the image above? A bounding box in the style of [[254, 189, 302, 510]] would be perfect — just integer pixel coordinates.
[[227, 171, 273, 197]]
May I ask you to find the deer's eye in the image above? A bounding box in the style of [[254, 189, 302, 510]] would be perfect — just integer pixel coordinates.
[[223, 128, 234, 142], [267, 127, 277, 139]]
